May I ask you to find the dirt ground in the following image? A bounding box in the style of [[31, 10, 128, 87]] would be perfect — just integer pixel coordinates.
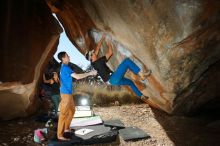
[[0, 104, 220, 146]]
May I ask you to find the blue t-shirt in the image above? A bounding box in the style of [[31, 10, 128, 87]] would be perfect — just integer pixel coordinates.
[[60, 64, 74, 94]]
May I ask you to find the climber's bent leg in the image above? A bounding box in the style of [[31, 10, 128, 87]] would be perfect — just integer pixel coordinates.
[[109, 58, 141, 84]]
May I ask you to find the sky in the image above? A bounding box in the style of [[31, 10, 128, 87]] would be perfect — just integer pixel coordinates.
[[53, 14, 90, 70]]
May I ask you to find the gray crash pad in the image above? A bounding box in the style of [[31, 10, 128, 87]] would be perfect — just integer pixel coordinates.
[[119, 127, 150, 141], [104, 119, 125, 129], [73, 125, 111, 140]]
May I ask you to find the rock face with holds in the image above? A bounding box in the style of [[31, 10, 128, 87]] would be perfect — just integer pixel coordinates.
[[48, 0, 220, 114], [0, 0, 220, 120]]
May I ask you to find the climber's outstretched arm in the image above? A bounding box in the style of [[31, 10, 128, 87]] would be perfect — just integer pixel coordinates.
[[94, 34, 105, 56], [71, 70, 97, 80], [105, 40, 113, 61]]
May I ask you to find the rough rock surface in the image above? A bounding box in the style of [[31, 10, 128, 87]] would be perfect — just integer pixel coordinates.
[[0, 0, 62, 120], [0, 0, 220, 119], [47, 0, 220, 114]]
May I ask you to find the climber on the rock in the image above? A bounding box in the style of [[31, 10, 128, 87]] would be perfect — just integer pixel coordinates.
[[86, 35, 151, 102]]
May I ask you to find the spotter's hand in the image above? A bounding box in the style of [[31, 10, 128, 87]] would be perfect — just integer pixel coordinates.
[[49, 79, 54, 84], [90, 70, 98, 76]]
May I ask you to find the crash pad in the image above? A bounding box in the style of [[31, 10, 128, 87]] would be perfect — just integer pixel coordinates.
[[119, 127, 150, 141], [104, 119, 125, 129], [70, 116, 102, 128], [73, 125, 111, 140], [48, 126, 118, 146], [48, 136, 82, 146]]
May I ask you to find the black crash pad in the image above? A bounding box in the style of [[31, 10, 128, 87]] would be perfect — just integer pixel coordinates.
[[104, 119, 125, 129], [48, 126, 118, 146], [48, 136, 82, 146], [119, 127, 150, 141], [73, 125, 111, 140]]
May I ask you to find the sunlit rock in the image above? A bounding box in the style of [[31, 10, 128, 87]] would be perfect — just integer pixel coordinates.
[[0, 0, 219, 120], [50, 0, 220, 114]]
